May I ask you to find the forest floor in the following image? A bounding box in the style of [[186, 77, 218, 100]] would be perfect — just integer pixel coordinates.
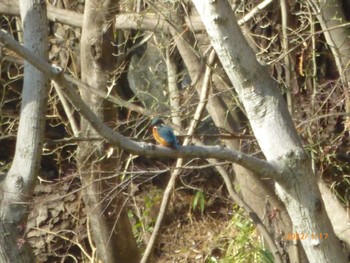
[[26, 165, 264, 263]]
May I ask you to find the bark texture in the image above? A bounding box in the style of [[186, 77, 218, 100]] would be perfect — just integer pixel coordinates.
[[315, 0, 350, 132], [0, 0, 49, 262], [78, 0, 140, 262], [169, 5, 299, 261], [192, 1, 347, 262]]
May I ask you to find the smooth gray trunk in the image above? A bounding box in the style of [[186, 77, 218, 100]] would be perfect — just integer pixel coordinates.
[[191, 1, 347, 262], [0, 0, 49, 262]]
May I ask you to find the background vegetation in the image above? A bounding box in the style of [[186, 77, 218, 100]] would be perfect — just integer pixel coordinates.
[[0, 0, 349, 262]]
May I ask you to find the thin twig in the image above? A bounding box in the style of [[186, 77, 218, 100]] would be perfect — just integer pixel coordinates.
[[140, 49, 215, 263], [0, 29, 279, 179], [238, 0, 274, 25], [209, 162, 284, 263], [52, 82, 80, 136], [280, 0, 293, 114]]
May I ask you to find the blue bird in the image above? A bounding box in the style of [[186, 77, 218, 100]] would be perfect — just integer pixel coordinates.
[[150, 118, 179, 149]]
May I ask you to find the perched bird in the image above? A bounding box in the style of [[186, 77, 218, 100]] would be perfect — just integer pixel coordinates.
[[150, 118, 179, 149]]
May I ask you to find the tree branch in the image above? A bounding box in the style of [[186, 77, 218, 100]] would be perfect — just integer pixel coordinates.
[[0, 28, 278, 179], [0, 0, 83, 27], [191, 1, 348, 262], [0, 0, 274, 32]]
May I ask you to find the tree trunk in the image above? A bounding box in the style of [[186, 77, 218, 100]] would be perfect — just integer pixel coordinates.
[[78, 0, 140, 262], [313, 0, 350, 249], [0, 0, 49, 262], [169, 5, 301, 261], [192, 1, 347, 262], [314, 0, 350, 135]]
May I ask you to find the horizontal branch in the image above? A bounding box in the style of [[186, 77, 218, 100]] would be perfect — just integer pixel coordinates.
[[0, 0, 83, 27], [0, 29, 279, 179], [0, 0, 272, 32], [0, 1, 202, 32]]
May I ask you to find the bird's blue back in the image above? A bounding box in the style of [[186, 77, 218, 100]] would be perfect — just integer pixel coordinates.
[[157, 125, 179, 149]]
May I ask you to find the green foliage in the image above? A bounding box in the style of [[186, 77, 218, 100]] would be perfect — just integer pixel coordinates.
[[192, 190, 206, 214], [128, 188, 163, 244], [209, 207, 274, 263]]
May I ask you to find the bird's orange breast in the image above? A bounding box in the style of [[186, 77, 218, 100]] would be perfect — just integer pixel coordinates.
[[152, 127, 170, 147]]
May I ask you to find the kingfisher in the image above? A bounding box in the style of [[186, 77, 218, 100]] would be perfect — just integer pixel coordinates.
[[150, 118, 179, 149]]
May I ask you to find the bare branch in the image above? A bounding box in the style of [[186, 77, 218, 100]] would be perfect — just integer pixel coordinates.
[[141, 46, 217, 263], [280, 0, 293, 114], [0, 28, 278, 179], [0, 0, 82, 27], [0, 1, 199, 32], [212, 162, 283, 261], [52, 82, 80, 136], [237, 0, 274, 25], [1, 0, 275, 34], [166, 47, 181, 125]]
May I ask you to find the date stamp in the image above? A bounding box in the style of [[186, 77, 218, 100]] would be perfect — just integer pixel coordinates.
[[285, 233, 329, 241]]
